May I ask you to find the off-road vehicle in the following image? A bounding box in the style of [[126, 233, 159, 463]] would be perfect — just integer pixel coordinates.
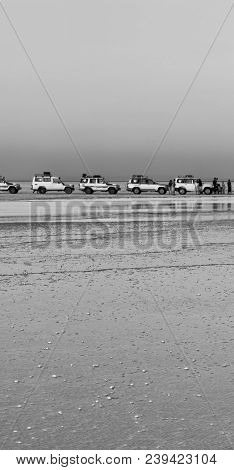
[[127, 175, 168, 195], [175, 176, 214, 195], [79, 175, 121, 195], [31, 172, 75, 194], [0, 176, 22, 194]]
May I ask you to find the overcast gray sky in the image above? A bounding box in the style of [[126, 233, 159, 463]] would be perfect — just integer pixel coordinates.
[[0, 0, 234, 181]]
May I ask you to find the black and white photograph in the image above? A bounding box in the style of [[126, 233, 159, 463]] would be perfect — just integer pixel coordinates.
[[0, 0, 234, 467]]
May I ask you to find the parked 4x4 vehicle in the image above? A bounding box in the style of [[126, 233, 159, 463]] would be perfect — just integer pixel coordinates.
[[31, 172, 75, 194], [175, 176, 214, 195], [0, 176, 21, 194], [127, 175, 168, 195], [79, 175, 121, 194]]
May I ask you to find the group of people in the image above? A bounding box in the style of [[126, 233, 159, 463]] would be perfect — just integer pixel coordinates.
[[195, 178, 203, 194], [211, 177, 232, 195]]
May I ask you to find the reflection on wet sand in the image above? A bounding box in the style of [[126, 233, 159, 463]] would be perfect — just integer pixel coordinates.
[[0, 198, 233, 224]]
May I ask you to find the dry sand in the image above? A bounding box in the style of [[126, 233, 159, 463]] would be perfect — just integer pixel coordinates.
[[0, 196, 233, 449]]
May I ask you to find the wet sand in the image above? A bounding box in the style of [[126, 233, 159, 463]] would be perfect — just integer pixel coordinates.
[[0, 197, 234, 449]]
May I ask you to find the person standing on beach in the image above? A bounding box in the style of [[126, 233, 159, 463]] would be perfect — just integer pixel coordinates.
[[212, 177, 216, 193], [172, 179, 176, 195], [227, 179, 232, 194], [168, 179, 173, 195], [198, 178, 203, 194], [222, 181, 226, 194], [213, 177, 218, 194]]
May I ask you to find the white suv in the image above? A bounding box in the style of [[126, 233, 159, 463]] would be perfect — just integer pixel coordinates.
[[127, 175, 168, 195], [175, 176, 213, 195], [0, 176, 21, 194], [79, 175, 121, 195], [31, 172, 75, 194]]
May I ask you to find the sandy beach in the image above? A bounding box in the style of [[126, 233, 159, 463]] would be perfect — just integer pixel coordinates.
[[0, 196, 233, 449]]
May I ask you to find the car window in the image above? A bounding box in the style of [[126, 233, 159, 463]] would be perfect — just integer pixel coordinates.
[[186, 179, 193, 184], [53, 178, 60, 183], [97, 179, 104, 183], [43, 177, 51, 182], [35, 176, 43, 182], [81, 178, 88, 183], [90, 178, 96, 183], [147, 179, 154, 184]]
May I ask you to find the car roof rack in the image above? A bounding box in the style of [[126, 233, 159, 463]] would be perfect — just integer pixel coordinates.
[[177, 175, 194, 178], [131, 175, 148, 178]]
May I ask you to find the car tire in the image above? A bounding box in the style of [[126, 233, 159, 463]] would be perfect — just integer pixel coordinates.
[[8, 186, 17, 194], [108, 187, 117, 195], [132, 187, 141, 195], [64, 187, 72, 194], [158, 187, 166, 195], [178, 187, 187, 195], [203, 187, 212, 195], [84, 187, 93, 194], [38, 187, 46, 194]]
